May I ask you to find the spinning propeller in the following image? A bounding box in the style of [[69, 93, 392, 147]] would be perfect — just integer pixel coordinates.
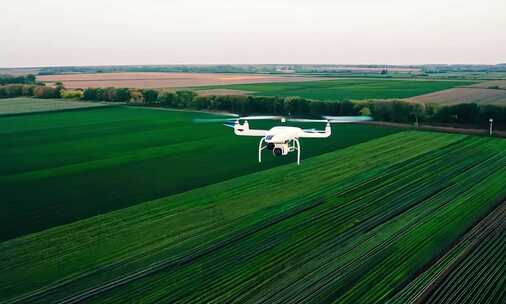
[[194, 114, 373, 165], [194, 115, 372, 126]]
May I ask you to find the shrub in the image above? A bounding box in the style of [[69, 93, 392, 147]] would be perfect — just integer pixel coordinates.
[[33, 86, 59, 99], [61, 90, 83, 99]]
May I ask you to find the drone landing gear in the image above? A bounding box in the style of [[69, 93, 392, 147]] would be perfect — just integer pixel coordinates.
[[258, 138, 301, 165], [289, 139, 301, 165]]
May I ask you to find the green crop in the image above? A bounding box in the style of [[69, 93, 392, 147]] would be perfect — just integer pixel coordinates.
[[1, 131, 504, 303], [387, 202, 505, 304], [198, 79, 476, 100], [0, 106, 398, 241]]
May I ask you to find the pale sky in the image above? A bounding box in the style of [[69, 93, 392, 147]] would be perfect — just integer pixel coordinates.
[[2, 0, 505, 67]]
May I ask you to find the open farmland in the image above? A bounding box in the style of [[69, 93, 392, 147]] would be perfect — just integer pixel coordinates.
[[388, 202, 505, 304], [197, 79, 476, 100], [411, 87, 506, 105], [37, 73, 326, 89], [470, 79, 506, 89], [0, 97, 116, 115], [0, 105, 399, 241], [0, 131, 504, 303]]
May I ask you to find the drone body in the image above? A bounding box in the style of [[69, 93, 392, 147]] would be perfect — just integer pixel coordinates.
[[196, 115, 372, 165], [233, 119, 331, 165]]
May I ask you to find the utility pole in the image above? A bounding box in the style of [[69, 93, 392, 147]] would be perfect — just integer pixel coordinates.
[[489, 118, 494, 136]]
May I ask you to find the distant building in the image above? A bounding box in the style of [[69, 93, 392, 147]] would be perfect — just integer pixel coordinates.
[[276, 66, 296, 73]]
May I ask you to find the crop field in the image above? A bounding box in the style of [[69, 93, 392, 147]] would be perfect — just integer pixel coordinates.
[[1, 131, 504, 303], [411, 87, 506, 105], [0, 106, 399, 241], [0, 97, 115, 115], [388, 202, 505, 304], [470, 80, 506, 89], [196, 79, 477, 100], [37, 73, 325, 89]]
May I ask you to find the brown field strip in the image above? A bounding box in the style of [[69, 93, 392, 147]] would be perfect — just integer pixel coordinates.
[[37, 72, 325, 89], [469, 80, 506, 89], [195, 89, 254, 96], [411, 87, 506, 105]]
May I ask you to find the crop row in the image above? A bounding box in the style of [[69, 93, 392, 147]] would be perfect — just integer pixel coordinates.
[[0, 107, 399, 241], [387, 202, 505, 304], [0, 132, 504, 303], [84, 136, 505, 304]]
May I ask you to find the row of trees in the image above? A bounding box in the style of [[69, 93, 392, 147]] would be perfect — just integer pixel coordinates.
[[364, 100, 505, 128], [82, 87, 130, 102], [0, 74, 37, 85], [2, 84, 504, 128], [151, 94, 359, 117], [0, 84, 61, 99]]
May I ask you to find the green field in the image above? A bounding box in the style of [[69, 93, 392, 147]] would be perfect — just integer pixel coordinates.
[[197, 79, 477, 100], [0, 106, 400, 241], [0, 97, 115, 115], [388, 203, 505, 304], [1, 131, 504, 303]]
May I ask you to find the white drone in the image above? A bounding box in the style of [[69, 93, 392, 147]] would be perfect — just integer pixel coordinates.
[[196, 115, 372, 165]]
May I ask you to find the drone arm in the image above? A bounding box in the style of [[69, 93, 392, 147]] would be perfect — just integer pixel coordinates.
[[234, 120, 269, 137], [299, 122, 331, 138], [235, 129, 269, 136]]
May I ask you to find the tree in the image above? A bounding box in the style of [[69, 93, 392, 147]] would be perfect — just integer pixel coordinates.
[[82, 88, 97, 101], [338, 100, 358, 116], [309, 100, 327, 116], [284, 97, 310, 115], [103, 87, 117, 101], [61, 90, 83, 99], [192, 96, 212, 110], [114, 88, 130, 102], [4, 85, 24, 98], [142, 89, 159, 104], [129, 89, 144, 103], [175, 91, 197, 108], [33, 86, 59, 98], [25, 74, 36, 84], [21, 85, 36, 96], [158, 90, 177, 107]]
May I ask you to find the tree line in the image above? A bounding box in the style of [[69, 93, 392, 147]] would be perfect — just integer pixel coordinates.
[[1, 84, 504, 129], [0, 84, 62, 99], [0, 74, 37, 85]]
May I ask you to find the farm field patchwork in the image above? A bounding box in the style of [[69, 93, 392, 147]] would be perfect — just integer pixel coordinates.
[[0, 105, 399, 241], [0, 97, 116, 115], [0, 131, 504, 303], [196, 79, 477, 100]]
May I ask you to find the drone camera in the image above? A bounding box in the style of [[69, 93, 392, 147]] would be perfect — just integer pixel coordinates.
[[272, 143, 289, 156]]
